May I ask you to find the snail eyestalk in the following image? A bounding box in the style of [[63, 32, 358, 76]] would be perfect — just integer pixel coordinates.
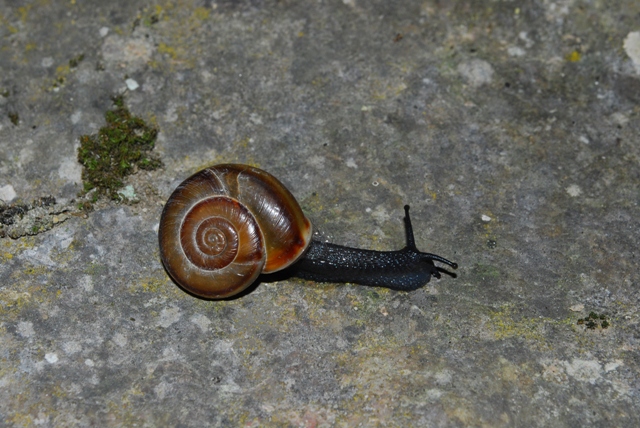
[[403, 205, 417, 250], [404, 204, 458, 269]]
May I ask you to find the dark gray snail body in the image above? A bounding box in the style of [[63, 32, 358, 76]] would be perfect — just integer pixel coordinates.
[[158, 164, 457, 299]]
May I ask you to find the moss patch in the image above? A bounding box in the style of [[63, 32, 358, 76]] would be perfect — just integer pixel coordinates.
[[68, 53, 85, 68], [77, 96, 162, 200], [577, 312, 610, 330], [8, 111, 19, 126]]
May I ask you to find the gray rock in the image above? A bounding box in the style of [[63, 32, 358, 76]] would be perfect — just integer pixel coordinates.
[[0, 0, 638, 426]]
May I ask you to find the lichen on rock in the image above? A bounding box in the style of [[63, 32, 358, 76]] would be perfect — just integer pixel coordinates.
[[0, 197, 70, 239]]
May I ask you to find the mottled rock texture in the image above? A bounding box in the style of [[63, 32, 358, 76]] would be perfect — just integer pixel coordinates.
[[1, 0, 639, 426]]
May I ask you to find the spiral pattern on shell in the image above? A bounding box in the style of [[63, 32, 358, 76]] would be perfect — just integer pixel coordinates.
[[158, 164, 313, 299]]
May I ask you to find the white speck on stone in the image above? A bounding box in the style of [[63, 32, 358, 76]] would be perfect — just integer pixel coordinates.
[[434, 369, 453, 386], [158, 307, 182, 328], [457, 59, 494, 87], [63, 341, 82, 355], [563, 359, 602, 384], [84, 359, 95, 367], [249, 113, 263, 125], [579, 135, 590, 144], [623, 31, 640, 74], [0, 184, 17, 202], [201, 70, 213, 82], [605, 360, 622, 373], [41, 57, 54, 68], [33, 413, 50, 425], [218, 379, 242, 396], [566, 184, 582, 197], [71, 110, 82, 124], [154, 381, 173, 399], [519, 31, 534, 48], [113, 333, 128, 347], [569, 304, 584, 312], [371, 205, 390, 224], [424, 389, 444, 400], [58, 231, 74, 250], [21, 243, 56, 268], [80, 275, 94, 293], [361, 105, 372, 111], [346, 158, 358, 168], [307, 155, 325, 169], [19, 145, 34, 167], [261, 404, 275, 413], [162, 346, 182, 361], [117, 185, 136, 199], [190, 314, 212, 333], [102, 35, 154, 72], [17, 321, 35, 338], [214, 339, 236, 354], [58, 158, 82, 184], [481, 214, 492, 222], [99, 27, 109, 37], [164, 103, 178, 123], [610, 112, 629, 126], [544, 2, 570, 22], [507, 46, 525, 57], [125, 78, 139, 91], [45, 353, 59, 364]]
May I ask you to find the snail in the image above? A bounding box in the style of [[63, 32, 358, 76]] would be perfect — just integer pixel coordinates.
[[158, 164, 457, 299]]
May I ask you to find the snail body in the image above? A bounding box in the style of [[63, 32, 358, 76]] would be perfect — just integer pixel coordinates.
[[159, 164, 457, 299]]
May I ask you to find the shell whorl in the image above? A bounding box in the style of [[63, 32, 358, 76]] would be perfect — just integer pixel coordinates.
[[158, 164, 312, 299]]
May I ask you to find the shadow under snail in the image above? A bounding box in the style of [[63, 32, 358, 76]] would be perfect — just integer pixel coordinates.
[[158, 164, 458, 299]]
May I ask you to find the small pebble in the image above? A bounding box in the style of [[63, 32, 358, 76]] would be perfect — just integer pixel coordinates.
[[566, 184, 582, 197], [570, 304, 584, 312], [624, 31, 640, 74], [0, 184, 17, 202], [125, 78, 139, 91]]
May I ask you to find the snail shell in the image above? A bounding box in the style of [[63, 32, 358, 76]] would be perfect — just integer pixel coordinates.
[[158, 164, 312, 298]]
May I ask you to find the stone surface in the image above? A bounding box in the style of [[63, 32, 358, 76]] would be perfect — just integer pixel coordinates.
[[1, 0, 639, 426]]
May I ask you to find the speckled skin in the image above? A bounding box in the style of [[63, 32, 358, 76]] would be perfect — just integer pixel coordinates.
[[293, 206, 457, 290]]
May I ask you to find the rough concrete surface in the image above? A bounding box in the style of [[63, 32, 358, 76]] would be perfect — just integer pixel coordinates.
[[1, 0, 639, 426]]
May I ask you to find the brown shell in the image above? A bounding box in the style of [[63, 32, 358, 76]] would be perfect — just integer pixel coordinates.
[[158, 164, 313, 299]]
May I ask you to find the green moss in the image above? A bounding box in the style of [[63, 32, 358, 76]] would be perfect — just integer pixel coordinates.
[[577, 311, 610, 330], [473, 263, 501, 279], [77, 96, 162, 200], [8, 112, 19, 125], [68, 53, 85, 68]]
